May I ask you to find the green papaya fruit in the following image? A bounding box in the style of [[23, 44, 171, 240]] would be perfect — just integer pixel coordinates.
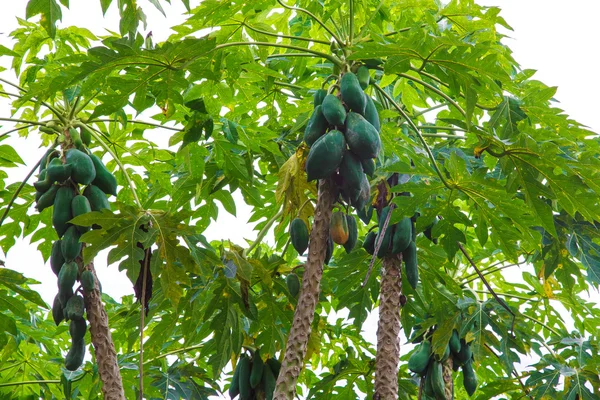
[[339, 151, 364, 196], [65, 149, 96, 185], [286, 273, 300, 297], [363, 59, 383, 68], [40, 126, 59, 135], [392, 217, 412, 254], [229, 356, 242, 399], [33, 169, 52, 193], [424, 217, 439, 244], [69, 128, 84, 150], [266, 358, 281, 378], [262, 360, 277, 400], [249, 349, 264, 388], [376, 206, 393, 258], [61, 226, 82, 263], [39, 149, 56, 173], [454, 339, 472, 366], [321, 94, 346, 126], [357, 66, 370, 89], [408, 340, 431, 376], [69, 318, 87, 341], [36, 184, 60, 212], [303, 105, 328, 147], [351, 173, 370, 211], [80, 270, 95, 292], [238, 353, 252, 399], [340, 72, 366, 114], [83, 184, 110, 211], [65, 294, 85, 321], [462, 361, 478, 396], [290, 218, 309, 255], [357, 205, 373, 225], [71, 195, 92, 233], [343, 215, 358, 253], [363, 231, 376, 255], [324, 235, 333, 264], [50, 240, 65, 276], [361, 158, 376, 178], [64, 339, 85, 371], [90, 154, 118, 196], [435, 344, 451, 362], [80, 127, 92, 146], [344, 112, 381, 160], [424, 365, 435, 397], [449, 330, 461, 355], [364, 94, 381, 132], [58, 261, 78, 294], [53, 186, 75, 237], [430, 361, 445, 400], [46, 157, 72, 183], [402, 241, 419, 289], [330, 212, 349, 245], [52, 294, 64, 325], [313, 89, 327, 107], [305, 130, 345, 181]]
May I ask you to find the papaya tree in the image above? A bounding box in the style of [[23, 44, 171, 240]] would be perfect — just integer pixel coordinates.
[[0, 0, 599, 399]]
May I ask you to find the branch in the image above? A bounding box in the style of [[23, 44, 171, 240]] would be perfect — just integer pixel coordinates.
[[484, 344, 534, 400], [0, 124, 35, 139], [0, 78, 66, 123], [143, 344, 204, 365], [214, 41, 341, 66], [276, 0, 344, 47], [239, 21, 330, 45], [472, 289, 538, 302], [0, 117, 46, 127], [349, 0, 355, 44], [355, 0, 385, 40], [397, 73, 466, 118], [0, 380, 61, 388], [373, 83, 454, 190], [76, 122, 142, 208], [89, 119, 182, 132], [244, 208, 284, 257], [362, 203, 395, 287], [462, 263, 519, 285]]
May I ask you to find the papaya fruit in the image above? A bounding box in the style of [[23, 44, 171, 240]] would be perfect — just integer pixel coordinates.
[[364, 94, 381, 134], [357, 205, 373, 225], [430, 361, 445, 400], [65, 294, 85, 321], [69, 128, 84, 150], [435, 344, 450, 362], [53, 186, 75, 237], [266, 358, 281, 378], [80, 270, 95, 292], [229, 356, 242, 399], [357, 66, 370, 89], [303, 105, 328, 147], [344, 112, 381, 160], [52, 294, 64, 325], [392, 217, 412, 254], [305, 130, 345, 181], [321, 94, 346, 126], [424, 365, 435, 397], [69, 318, 87, 341], [83, 184, 110, 211], [340, 72, 366, 114], [330, 211, 349, 245], [36, 184, 59, 212], [39, 149, 56, 173], [238, 353, 251, 399], [339, 151, 364, 195], [290, 218, 309, 255], [80, 127, 92, 146], [449, 330, 461, 355], [61, 226, 82, 263], [58, 287, 74, 312], [462, 361, 478, 396], [249, 349, 264, 388], [262, 360, 277, 400], [58, 261, 78, 294], [408, 340, 431, 376], [402, 241, 419, 289], [363, 231, 376, 255], [361, 158, 376, 178], [71, 195, 92, 233], [34, 169, 52, 193], [454, 339, 472, 366], [376, 206, 393, 258], [351, 173, 370, 211], [46, 157, 72, 183], [286, 273, 300, 298], [313, 89, 327, 107], [90, 154, 118, 196], [65, 149, 96, 185], [343, 215, 358, 253], [424, 217, 439, 244], [324, 235, 333, 264], [64, 339, 85, 371], [364, 59, 383, 68], [50, 240, 65, 276]]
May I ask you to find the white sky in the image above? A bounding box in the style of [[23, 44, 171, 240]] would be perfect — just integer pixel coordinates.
[[0, 1, 599, 397]]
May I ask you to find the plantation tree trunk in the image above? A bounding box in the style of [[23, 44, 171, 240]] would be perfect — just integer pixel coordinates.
[[83, 262, 125, 400], [443, 358, 453, 400], [273, 179, 336, 400], [374, 254, 403, 400]]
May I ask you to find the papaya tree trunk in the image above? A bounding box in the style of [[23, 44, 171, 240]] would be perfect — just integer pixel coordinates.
[[273, 179, 335, 400], [83, 262, 125, 400], [374, 254, 403, 400], [443, 358, 453, 399]]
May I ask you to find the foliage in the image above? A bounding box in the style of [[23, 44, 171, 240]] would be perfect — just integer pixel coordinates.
[[0, 0, 599, 399]]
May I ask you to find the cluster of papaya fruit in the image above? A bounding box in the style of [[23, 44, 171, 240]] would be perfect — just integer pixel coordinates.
[[408, 329, 477, 398], [33, 127, 117, 371], [229, 349, 281, 400], [304, 66, 380, 211], [363, 209, 419, 289]]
